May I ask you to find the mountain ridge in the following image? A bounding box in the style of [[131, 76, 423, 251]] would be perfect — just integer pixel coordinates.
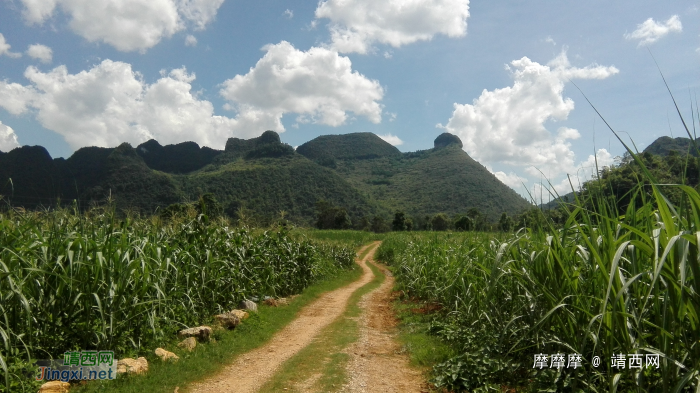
[[643, 135, 700, 156], [0, 131, 531, 226]]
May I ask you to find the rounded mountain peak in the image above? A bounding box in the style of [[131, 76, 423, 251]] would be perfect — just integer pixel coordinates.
[[434, 133, 463, 149], [257, 130, 281, 145]]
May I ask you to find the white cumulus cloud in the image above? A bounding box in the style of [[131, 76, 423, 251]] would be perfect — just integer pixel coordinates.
[[177, 0, 226, 30], [493, 170, 527, 189], [315, 0, 470, 54], [438, 51, 618, 180], [283, 9, 293, 19], [378, 133, 403, 146], [220, 41, 384, 131], [20, 0, 57, 24], [529, 148, 614, 201], [18, 0, 224, 52], [0, 48, 384, 151], [0, 122, 21, 152], [0, 60, 250, 149], [185, 34, 198, 46], [0, 33, 22, 58], [575, 148, 614, 185], [26, 44, 53, 63], [0, 80, 37, 115], [625, 15, 682, 46]]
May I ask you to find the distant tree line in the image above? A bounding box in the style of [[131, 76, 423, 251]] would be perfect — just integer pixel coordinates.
[[312, 200, 538, 233]]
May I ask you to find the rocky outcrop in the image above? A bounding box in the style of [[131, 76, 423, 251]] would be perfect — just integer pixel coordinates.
[[177, 326, 213, 342], [117, 357, 149, 374]]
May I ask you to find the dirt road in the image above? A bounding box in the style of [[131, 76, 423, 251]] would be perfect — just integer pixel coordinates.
[[187, 241, 424, 393], [341, 263, 427, 393]]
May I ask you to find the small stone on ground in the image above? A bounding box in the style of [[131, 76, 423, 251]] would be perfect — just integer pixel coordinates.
[[117, 357, 149, 374]]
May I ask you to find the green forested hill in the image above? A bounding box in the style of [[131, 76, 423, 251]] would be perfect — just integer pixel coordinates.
[[179, 154, 377, 224], [136, 139, 221, 173], [1, 130, 531, 226], [643, 135, 700, 156], [297, 132, 401, 163], [303, 133, 531, 221], [0, 146, 62, 207], [0, 131, 381, 225]]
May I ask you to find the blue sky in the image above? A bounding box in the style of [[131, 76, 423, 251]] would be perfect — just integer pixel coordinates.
[[0, 0, 698, 200]]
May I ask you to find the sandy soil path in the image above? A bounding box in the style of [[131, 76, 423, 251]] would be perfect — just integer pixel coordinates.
[[187, 242, 380, 393], [340, 261, 428, 393]]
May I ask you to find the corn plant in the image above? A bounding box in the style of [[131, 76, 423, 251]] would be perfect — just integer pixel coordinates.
[[380, 185, 700, 392], [0, 206, 354, 392]]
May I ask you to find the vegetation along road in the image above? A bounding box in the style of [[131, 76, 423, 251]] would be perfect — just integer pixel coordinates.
[[188, 241, 426, 393]]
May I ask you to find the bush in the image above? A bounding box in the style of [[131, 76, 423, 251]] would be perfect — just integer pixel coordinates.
[[430, 213, 449, 231]]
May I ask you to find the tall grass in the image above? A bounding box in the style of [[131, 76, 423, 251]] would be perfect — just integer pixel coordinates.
[[0, 205, 355, 392], [294, 229, 382, 247], [379, 64, 700, 393], [379, 183, 700, 392]]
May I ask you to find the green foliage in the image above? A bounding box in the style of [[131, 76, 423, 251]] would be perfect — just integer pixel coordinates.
[[0, 145, 73, 208], [430, 213, 450, 231], [392, 210, 410, 231], [197, 193, 222, 217], [73, 263, 364, 393], [643, 135, 699, 157], [293, 230, 381, 247], [331, 142, 531, 221], [377, 170, 700, 391], [453, 215, 470, 231], [422, 215, 433, 231], [160, 202, 192, 219], [315, 156, 337, 168], [454, 208, 487, 231], [0, 131, 530, 228], [224, 130, 282, 156], [160, 193, 222, 220], [582, 150, 700, 213], [136, 140, 221, 174], [498, 212, 513, 232], [433, 132, 464, 149], [0, 207, 356, 392], [180, 154, 379, 227], [370, 215, 390, 233], [514, 207, 547, 230], [297, 132, 401, 161], [0, 355, 43, 393], [315, 200, 352, 230], [244, 143, 295, 159]]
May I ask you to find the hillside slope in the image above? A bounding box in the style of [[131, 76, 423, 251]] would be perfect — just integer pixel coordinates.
[[299, 132, 532, 220], [0, 132, 380, 225], [297, 132, 401, 165], [1, 130, 530, 224], [644, 136, 700, 156]]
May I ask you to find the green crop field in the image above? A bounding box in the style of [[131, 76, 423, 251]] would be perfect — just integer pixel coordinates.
[[378, 179, 700, 392], [374, 83, 700, 393], [0, 206, 358, 392]]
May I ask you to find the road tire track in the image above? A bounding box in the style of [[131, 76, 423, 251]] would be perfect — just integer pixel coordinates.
[[187, 242, 381, 393]]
